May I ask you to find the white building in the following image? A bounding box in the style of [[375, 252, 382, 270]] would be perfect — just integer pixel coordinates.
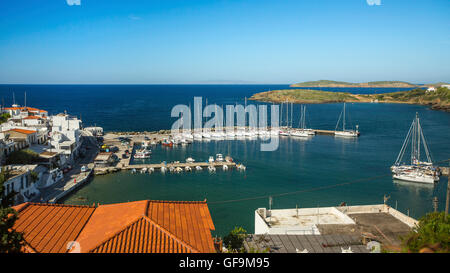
[[426, 87, 436, 93], [441, 84, 450, 89], [254, 204, 418, 235], [49, 113, 82, 164], [1, 164, 44, 205]]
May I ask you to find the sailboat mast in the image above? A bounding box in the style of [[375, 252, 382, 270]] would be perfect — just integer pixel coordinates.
[[343, 103, 346, 131], [417, 114, 421, 162]]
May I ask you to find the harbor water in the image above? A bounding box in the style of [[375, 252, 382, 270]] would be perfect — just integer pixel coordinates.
[[0, 85, 448, 237]]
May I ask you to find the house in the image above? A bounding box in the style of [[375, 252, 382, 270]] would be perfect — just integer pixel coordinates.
[[0, 134, 16, 161], [426, 87, 436, 93], [1, 164, 45, 205], [441, 84, 450, 89], [49, 113, 82, 164], [12, 200, 217, 253], [1, 128, 38, 150], [2, 105, 48, 119], [94, 152, 115, 167]]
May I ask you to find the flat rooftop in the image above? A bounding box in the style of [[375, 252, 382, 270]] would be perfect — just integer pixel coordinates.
[[254, 204, 417, 252]]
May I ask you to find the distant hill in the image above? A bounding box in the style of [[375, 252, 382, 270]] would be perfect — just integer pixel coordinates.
[[290, 80, 419, 88], [249, 87, 450, 112]]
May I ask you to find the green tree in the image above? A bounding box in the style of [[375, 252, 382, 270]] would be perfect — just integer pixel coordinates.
[[0, 168, 24, 253], [401, 212, 450, 253], [0, 113, 11, 124], [223, 226, 247, 253]]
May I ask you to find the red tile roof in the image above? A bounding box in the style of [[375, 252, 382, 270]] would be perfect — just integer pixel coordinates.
[[12, 200, 216, 253], [12, 203, 96, 253], [4, 106, 47, 113], [5, 128, 37, 135], [23, 116, 41, 120]]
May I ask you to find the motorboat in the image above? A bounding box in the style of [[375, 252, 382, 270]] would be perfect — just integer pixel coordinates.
[[162, 139, 173, 147], [186, 157, 195, 163], [216, 154, 224, 162], [208, 165, 216, 172], [134, 149, 151, 159]]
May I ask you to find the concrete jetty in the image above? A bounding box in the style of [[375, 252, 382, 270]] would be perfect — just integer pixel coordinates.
[[123, 161, 236, 170]]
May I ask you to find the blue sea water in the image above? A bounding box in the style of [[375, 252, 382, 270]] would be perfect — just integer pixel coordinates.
[[0, 85, 448, 237]]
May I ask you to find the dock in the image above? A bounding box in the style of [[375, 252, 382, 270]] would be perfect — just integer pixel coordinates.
[[123, 161, 237, 170]]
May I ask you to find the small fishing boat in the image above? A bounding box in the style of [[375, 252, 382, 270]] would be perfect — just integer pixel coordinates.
[[223, 165, 228, 171], [140, 168, 147, 174], [185, 166, 192, 172], [216, 154, 224, 162], [162, 139, 173, 147], [208, 156, 215, 163], [236, 164, 246, 171], [186, 157, 195, 163], [149, 167, 155, 173], [134, 149, 151, 159], [169, 166, 175, 172], [225, 156, 233, 162], [160, 166, 167, 173], [131, 168, 136, 174], [208, 165, 216, 172], [175, 167, 183, 173], [195, 166, 203, 171]]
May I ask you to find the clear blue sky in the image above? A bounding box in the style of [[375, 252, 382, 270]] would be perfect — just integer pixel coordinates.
[[0, 0, 449, 84]]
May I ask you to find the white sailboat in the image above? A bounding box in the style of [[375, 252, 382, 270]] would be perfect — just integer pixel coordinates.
[[391, 113, 439, 184], [334, 103, 359, 137], [291, 105, 311, 137]]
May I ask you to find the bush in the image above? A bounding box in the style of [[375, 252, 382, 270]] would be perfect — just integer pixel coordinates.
[[223, 226, 247, 253], [401, 212, 450, 253], [6, 149, 40, 165]]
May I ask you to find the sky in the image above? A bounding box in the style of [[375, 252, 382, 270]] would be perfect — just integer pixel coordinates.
[[0, 0, 449, 84]]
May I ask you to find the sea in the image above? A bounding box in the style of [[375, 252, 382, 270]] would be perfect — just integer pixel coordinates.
[[0, 84, 448, 237]]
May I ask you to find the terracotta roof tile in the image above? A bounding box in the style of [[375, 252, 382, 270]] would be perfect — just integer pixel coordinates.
[[5, 128, 37, 135], [12, 200, 216, 253], [12, 203, 95, 253], [23, 116, 41, 120]]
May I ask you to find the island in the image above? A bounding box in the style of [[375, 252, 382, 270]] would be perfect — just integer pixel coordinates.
[[249, 87, 450, 112], [289, 80, 419, 88]]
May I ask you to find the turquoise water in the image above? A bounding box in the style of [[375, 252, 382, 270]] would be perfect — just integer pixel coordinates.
[[65, 103, 449, 237], [0, 85, 447, 237]]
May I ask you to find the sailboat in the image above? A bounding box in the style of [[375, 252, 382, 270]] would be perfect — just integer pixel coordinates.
[[391, 113, 439, 184], [291, 105, 313, 137], [334, 103, 359, 137]]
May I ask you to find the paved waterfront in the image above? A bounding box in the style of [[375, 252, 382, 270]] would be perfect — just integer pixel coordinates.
[[34, 133, 99, 203]]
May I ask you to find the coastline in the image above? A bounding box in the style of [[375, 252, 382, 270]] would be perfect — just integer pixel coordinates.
[[249, 88, 450, 112]]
